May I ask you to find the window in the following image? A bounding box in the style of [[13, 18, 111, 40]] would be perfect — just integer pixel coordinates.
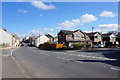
[[66, 34, 73, 40], [59, 35, 61, 39], [94, 36, 97, 38], [81, 36, 84, 38], [75, 35, 80, 38]]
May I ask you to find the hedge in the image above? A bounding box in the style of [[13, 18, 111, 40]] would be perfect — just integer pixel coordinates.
[[72, 43, 91, 49]]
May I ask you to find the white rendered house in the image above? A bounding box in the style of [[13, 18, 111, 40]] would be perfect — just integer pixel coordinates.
[[0, 29, 19, 48], [0, 29, 13, 48], [35, 34, 50, 47]]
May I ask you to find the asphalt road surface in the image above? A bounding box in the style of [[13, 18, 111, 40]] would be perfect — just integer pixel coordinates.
[[4, 47, 120, 78]]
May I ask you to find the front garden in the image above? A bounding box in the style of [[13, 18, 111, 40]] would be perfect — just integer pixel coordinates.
[[38, 42, 92, 50]]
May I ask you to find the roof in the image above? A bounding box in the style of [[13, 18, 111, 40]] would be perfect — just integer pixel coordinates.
[[102, 33, 113, 37], [86, 32, 100, 36], [11, 33, 19, 39], [45, 34, 54, 38], [116, 32, 120, 36], [66, 39, 92, 42], [58, 30, 86, 35], [116, 32, 120, 41], [0, 29, 12, 37], [58, 30, 74, 34], [74, 30, 87, 35]]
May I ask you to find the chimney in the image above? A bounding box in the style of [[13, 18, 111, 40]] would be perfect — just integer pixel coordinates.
[[3, 29, 7, 31]]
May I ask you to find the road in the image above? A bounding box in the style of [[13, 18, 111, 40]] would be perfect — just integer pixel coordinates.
[[2, 49, 25, 78], [2, 47, 120, 78]]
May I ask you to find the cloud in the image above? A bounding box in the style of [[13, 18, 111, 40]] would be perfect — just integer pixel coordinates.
[[99, 11, 117, 17], [31, 28, 54, 36], [14, 32, 28, 41], [40, 14, 43, 17], [48, 32, 56, 36], [80, 14, 97, 23], [43, 28, 54, 31], [18, 9, 28, 13], [96, 24, 118, 33], [56, 14, 97, 29], [31, 29, 43, 36], [31, 1, 56, 10]]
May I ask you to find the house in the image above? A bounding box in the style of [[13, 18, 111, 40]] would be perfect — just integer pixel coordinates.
[[35, 34, 50, 47], [22, 36, 30, 43], [102, 32, 119, 47], [45, 34, 54, 41], [86, 32, 103, 47], [22, 36, 36, 46], [116, 32, 120, 46], [0, 29, 19, 49], [29, 36, 36, 46], [58, 30, 92, 47], [53, 36, 58, 44], [11, 33, 20, 48]]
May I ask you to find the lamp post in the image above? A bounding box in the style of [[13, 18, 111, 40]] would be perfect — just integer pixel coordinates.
[[92, 27, 94, 33]]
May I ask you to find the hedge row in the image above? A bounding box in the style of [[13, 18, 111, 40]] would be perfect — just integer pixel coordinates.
[[72, 43, 91, 49]]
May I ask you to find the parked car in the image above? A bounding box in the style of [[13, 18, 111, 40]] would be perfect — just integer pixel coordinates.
[[93, 44, 100, 48], [93, 44, 104, 48]]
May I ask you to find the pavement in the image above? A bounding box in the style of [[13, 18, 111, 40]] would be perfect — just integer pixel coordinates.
[[9, 46, 120, 78], [0, 47, 12, 50], [1, 49, 25, 78]]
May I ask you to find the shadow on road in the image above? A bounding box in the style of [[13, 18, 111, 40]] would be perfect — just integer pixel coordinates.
[[28, 46, 120, 67], [78, 48, 120, 67], [76, 59, 120, 67]]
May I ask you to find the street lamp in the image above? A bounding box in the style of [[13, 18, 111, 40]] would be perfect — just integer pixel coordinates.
[[92, 27, 94, 33]]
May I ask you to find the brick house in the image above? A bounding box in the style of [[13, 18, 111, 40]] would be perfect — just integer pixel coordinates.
[[102, 32, 119, 47], [116, 32, 120, 46], [86, 32, 103, 47], [58, 30, 92, 47]]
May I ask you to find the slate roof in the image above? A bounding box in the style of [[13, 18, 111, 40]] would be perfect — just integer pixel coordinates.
[[58, 30, 86, 35], [86, 32, 101, 36], [66, 39, 92, 42], [59, 30, 74, 34], [45, 34, 54, 39], [102, 33, 112, 37]]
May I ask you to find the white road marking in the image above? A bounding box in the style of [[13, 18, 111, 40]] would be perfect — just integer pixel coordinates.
[[75, 61, 83, 63], [56, 57, 70, 61], [56, 57, 95, 64], [10, 49, 15, 56], [40, 53, 49, 56], [77, 55, 116, 60], [66, 51, 79, 52], [2, 55, 9, 57], [53, 52, 116, 61], [110, 67, 120, 71]]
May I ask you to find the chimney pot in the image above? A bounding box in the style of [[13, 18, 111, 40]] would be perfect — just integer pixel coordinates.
[[3, 29, 7, 31]]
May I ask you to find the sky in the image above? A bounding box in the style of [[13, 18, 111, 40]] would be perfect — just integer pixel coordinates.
[[2, 2, 118, 39], [2, 0, 120, 2]]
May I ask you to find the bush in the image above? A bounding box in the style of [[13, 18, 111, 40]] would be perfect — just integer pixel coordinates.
[[105, 42, 112, 47], [72, 43, 91, 49], [62, 45, 68, 49], [84, 43, 91, 47], [44, 41, 52, 44]]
